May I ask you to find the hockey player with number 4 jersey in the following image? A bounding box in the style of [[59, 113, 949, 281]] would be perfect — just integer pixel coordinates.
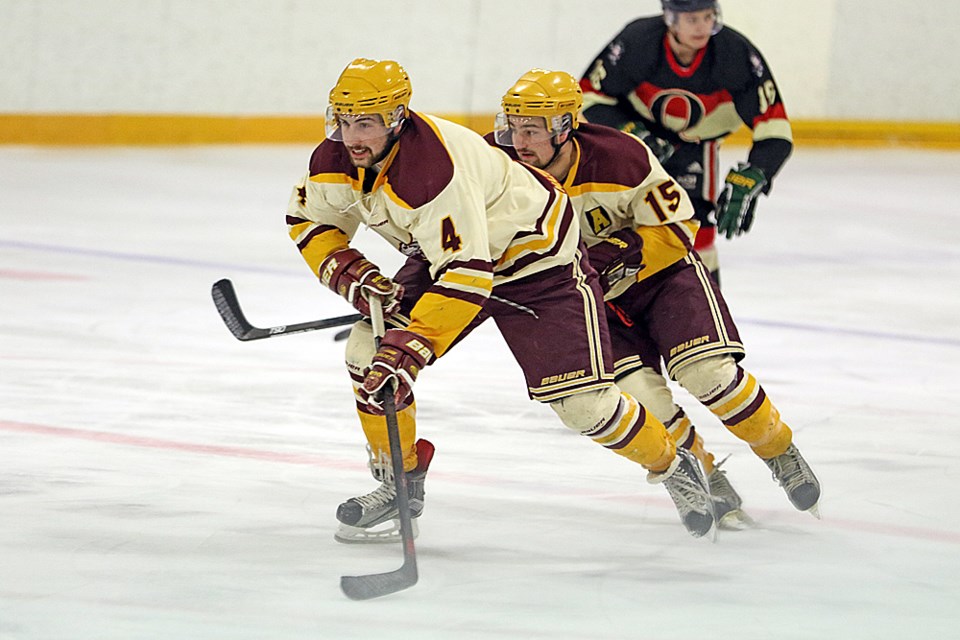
[[487, 69, 820, 526], [287, 58, 717, 543], [580, 0, 792, 285]]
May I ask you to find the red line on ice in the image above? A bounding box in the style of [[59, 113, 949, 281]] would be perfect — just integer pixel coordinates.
[[3, 418, 960, 546], [0, 419, 354, 469], [0, 269, 88, 281]]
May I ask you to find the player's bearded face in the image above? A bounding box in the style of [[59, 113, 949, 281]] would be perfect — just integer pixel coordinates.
[[339, 115, 392, 168], [507, 116, 555, 168]]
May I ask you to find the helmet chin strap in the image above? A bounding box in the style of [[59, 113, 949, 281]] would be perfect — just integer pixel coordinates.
[[371, 121, 406, 166], [543, 132, 573, 177]]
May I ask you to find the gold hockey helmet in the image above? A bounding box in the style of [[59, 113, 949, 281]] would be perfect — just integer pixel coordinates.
[[494, 69, 583, 146], [325, 58, 412, 141]]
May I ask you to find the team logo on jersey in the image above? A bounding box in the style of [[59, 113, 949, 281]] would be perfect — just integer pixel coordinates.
[[585, 206, 613, 235], [605, 40, 625, 65], [649, 89, 706, 140], [399, 240, 425, 258], [749, 52, 765, 78]]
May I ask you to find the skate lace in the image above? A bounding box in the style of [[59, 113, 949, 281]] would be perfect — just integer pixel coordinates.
[[666, 466, 710, 515], [352, 480, 397, 510], [769, 450, 809, 492], [708, 468, 736, 500]]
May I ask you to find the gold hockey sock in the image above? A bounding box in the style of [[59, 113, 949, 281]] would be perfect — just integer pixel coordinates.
[[584, 393, 676, 472], [687, 431, 717, 474], [358, 402, 420, 472], [706, 370, 792, 460]]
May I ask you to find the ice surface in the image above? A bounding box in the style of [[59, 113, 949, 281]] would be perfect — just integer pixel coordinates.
[[2, 144, 959, 639]]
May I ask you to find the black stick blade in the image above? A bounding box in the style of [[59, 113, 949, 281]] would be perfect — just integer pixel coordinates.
[[340, 563, 418, 600], [210, 278, 363, 342], [211, 279, 254, 340]]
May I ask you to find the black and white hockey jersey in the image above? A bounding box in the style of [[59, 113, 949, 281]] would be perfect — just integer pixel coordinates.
[[581, 16, 792, 197]]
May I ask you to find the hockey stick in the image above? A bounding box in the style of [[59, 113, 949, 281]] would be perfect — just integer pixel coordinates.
[[340, 297, 419, 600], [211, 278, 362, 341]]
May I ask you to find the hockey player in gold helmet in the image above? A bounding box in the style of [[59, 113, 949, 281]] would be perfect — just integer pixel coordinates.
[[324, 58, 412, 167], [288, 58, 718, 544], [494, 69, 583, 171], [488, 69, 821, 528]]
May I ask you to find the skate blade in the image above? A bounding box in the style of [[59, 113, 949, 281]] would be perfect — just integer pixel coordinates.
[[718, 509, 756, 531], [334, 519, 419, 544], [806, 503, 822, 520]]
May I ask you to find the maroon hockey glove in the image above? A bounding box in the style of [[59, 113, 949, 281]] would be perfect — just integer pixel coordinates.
[[361, 329, 434, 414], [589, 228, 645, 294], [318, 248, 403, 317]]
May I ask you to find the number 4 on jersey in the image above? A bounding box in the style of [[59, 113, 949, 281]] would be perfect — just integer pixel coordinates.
[[441, 216, 462, 251]]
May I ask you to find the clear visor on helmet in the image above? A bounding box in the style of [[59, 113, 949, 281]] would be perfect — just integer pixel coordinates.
[[324, 105, 405, 142], [493, 113, 571, 146]]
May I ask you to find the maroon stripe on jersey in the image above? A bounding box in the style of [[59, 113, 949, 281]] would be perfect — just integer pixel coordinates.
[[724, 387, 767, 427], [296, 224, 341, 251], [426, 282, 489, 309], [497, 196, 577, 278], [668, 221, 696, 252], [607, 405, 647, 450], [569, 123, 653, 194], [498, 170, 558, 241], [308, 138, 360, 179], [520, 161, 563, 192], [702, 366, 745, 406], [384, 112, 455, 209], [286, 215, 309, 226], [434, 258, 494, 279]]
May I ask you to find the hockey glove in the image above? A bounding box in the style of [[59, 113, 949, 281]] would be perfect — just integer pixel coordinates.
[[589, 228, 645, 294], [361, 329, 434, 413], [620, 120, 675, 163], [318, 248, 403, 317], [716, 163, 768, 239]]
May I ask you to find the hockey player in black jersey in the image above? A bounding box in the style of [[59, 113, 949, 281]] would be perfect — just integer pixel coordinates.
[[580, 0, 792, 285]]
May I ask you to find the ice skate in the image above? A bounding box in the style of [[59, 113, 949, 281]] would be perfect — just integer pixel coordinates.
[[335, 439, 435, 544], [763, 443, 821, 517], [649, 447, 716, 538], [707, 463, 754, 530]]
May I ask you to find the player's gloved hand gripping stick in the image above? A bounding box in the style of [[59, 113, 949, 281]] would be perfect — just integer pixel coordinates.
[[339, 295, 421, 600]]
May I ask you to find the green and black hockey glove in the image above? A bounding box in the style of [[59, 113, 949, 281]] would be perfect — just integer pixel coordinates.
[[716, 163, 768, 239]]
